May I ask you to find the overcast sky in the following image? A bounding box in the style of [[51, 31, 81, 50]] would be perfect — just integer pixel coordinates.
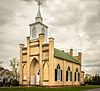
[[0, 0, 100, 75]]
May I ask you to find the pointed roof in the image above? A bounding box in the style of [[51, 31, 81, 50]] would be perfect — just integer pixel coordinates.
[[35, 2, 43, 22], [36, 2, 42, 17]]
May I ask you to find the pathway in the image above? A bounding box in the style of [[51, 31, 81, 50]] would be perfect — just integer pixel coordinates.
[[84, 88, 100, 91]]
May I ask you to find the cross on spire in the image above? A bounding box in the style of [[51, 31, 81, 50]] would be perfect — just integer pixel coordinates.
[[35, 0, 43, 22]]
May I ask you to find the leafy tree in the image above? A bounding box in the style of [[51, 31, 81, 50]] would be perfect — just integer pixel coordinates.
[[9, 58, 19, 80], [85, 74, 100, 85]]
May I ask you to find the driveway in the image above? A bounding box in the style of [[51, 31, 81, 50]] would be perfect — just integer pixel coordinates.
[[84, 88, 100, 91]]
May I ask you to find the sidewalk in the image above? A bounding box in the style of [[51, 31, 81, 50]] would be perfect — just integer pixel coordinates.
[[84, 88, 100, 91]]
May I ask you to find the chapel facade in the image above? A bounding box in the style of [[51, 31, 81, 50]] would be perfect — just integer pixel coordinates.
[[19, 2, 84, 86]]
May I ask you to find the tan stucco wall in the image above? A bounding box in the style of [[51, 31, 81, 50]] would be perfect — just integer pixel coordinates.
[[20, 34, 84, 86], [51, 57, 80, 86]]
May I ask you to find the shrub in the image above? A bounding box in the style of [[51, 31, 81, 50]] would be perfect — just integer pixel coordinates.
[[0, 82, 3, 87], [5, 81, 11, 87], [11, 79, 19, 86]]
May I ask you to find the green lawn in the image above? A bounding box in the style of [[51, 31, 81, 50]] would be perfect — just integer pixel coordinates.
[[0, 85, 100, 91]]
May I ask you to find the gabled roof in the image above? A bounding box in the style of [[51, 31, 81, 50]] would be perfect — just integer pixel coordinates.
[[54, 48, 80, 65], [0, 69, 10, 76]]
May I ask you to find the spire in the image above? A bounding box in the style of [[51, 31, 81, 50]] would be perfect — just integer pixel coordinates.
[[35, 1, 43, 23]]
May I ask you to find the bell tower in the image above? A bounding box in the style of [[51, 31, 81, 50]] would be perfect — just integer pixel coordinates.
[[29, 1, 48, 42]]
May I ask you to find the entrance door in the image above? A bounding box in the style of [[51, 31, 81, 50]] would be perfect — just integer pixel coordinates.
[[36, 70, 40, 85], [31, 75, 35, 85], [30, 58, 40, 86]]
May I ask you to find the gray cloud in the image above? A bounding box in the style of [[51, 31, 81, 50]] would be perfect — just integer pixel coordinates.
[[34, 0, 47, 3], [0, 1, 14, 25], [79, 1, 100, 74], [0, 0, 30, 69], [80, 0, 100, 41], [0, 0, 100, 75], [47, 0, 100, 75], [22, 0, 47, 6], [22, 0, 33, 1], [47, 0, 80, 26]]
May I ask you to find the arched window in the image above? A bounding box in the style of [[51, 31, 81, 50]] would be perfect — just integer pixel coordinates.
[[75, 68, 80, 82], [31, 26, 36, 39], [43, 63, 49, 81], [57, 64, 60, 69], [22, 64, 27, 80], [66, 66, 72, 81], [76, 68, 78, 72], [41, 27, 45, 35], [57, 64, 60, 80], [55, 64, 62, 81]]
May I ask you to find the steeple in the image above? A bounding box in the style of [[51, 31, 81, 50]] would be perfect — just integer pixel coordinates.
[[35, 1, 43, 23], [29, 1, 48, 42]]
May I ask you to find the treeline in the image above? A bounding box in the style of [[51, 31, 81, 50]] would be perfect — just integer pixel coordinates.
[[85, 74, 100, 85]]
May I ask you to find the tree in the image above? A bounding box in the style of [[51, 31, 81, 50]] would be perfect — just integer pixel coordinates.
[[9, 58, 19, 80], [85, 74, 100, 85]]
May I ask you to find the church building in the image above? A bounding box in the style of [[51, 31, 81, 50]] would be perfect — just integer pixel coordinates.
[[19, 2, 84, 86]]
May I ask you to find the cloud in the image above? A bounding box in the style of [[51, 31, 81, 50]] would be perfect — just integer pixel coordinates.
[[34, 0, 47, 3], [0, 0, 30, 68], [0, 0, 100, 75], [78, 0, 100, 75], [22, 0, 47, 6], [0, 1, 15, 25], [46, 0, 80, 26], [46, 0, 100, 75], [22, 0, 33, 1], [80, 0, 100, 41]]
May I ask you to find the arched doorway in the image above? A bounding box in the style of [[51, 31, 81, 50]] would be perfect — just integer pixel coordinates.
[[30, 58, 40, 85]]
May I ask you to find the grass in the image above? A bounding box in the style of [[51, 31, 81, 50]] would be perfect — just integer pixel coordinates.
[[0, 85, 100, 91]]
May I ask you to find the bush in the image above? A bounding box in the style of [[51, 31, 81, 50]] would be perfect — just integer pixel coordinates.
[[5, 81, 11, 87], [11, 79, 19, 86], [0, 82, 3, 87]]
